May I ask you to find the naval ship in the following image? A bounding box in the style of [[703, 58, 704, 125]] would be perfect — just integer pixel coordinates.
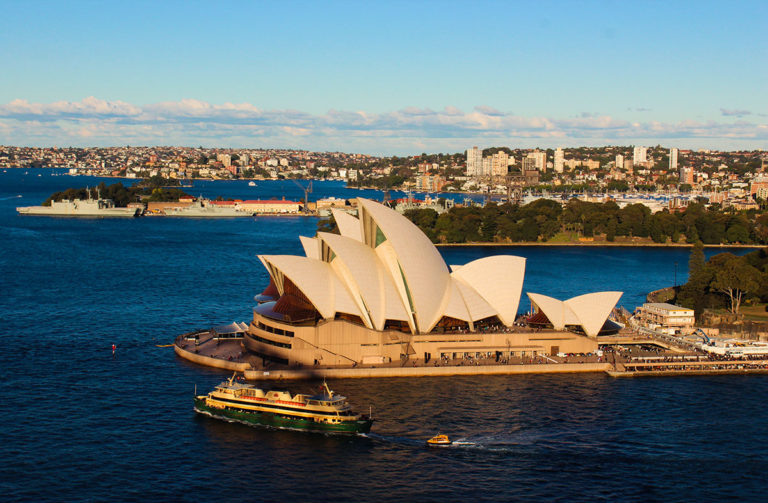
[[17, 196, 140, 217], [164, 198, 252, 217]]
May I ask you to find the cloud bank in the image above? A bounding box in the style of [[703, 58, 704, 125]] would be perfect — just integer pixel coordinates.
[[1, 97, 766, 154]]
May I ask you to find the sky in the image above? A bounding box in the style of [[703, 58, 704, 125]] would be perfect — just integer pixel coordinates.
[[0, 0, 766, 155]]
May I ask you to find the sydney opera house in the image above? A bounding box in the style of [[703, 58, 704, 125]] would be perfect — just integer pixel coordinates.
[[244, 198, 622, 366]]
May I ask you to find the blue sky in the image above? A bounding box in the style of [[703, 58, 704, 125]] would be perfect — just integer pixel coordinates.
[[1, 0, 766, 154]]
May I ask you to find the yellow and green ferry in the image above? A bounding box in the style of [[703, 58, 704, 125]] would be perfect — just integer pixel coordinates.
[[194, 375, 373, 434]]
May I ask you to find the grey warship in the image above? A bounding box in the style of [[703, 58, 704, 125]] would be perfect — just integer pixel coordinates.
[[164, 198, 252, 217], [17, 195, 140, 217]]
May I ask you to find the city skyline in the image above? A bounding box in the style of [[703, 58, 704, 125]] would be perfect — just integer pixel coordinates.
[[1, 0, 766, 154]]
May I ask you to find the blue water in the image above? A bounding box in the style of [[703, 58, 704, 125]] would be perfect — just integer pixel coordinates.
[[1, 170, 766, 502]]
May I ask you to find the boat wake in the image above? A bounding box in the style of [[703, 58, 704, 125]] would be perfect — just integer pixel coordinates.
[[0, 195, 23, 201], [363, 432, 539, 453]]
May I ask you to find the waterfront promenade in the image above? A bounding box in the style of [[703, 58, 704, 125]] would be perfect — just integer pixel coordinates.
[[174, 328, 768, 379]]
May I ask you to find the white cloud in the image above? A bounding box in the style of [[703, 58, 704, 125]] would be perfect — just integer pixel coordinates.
[[0, 97, 767, 154]]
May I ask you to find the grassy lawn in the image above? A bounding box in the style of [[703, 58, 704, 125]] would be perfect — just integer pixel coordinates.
[[546, 232, 581, 243], [741, 304, 768, 321]]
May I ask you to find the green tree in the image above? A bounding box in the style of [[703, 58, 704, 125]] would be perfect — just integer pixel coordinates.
[[689, 241, 705, 277], [710, 254, 760, 314], [520, 217, 539, 241]]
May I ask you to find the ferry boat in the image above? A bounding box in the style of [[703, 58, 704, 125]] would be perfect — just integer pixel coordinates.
[[194, 375, 373, 434]]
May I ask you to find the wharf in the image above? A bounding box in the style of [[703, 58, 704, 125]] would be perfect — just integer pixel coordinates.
[[173, 333, 611, 379], [242, 363, 612, 380], [608, 359, 768, 377], [173, 330, 768, 380]]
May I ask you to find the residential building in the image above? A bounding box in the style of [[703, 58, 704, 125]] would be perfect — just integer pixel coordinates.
[[465, 146, 483, 177], [491, 151, 509, 176], [482, 156, 493, 177], [679, 167, 694, 185], [669, 148, 678, 171], [633, 146, 647, 164], [415, 174, 445, 192], [750, 176, 768, 199], [554, 148, 564, 173], [527, 150, 547, 171]]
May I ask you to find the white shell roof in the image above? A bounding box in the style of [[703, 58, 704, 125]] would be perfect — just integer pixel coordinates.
[[256, 198, 615, 337], [527, 291, 622, 337], [527, 293, 577, 330], [567, 291, 623, 338], [357, 198, 451, 332], [299, 236, 320, 260], [451, 256, 526, 326], [331, 208, 363, 242], [317, 231, 409, 330], [258, 255, 362, 320], [451, 278, 498, 321]]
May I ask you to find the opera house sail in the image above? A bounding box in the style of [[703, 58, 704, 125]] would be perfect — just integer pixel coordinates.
[[245, 198, 622, 366]]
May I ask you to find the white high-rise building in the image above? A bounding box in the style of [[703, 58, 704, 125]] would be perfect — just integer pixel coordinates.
[[615, 154, 624, 170], [633, 146, 647, 164], [466, 146, 483, 177], [491, 151, 509, 176], [554, 148, 564, 173], [482, 156, 493, 177], [669, 148, 678, 171], [527, 150, 547, 171]]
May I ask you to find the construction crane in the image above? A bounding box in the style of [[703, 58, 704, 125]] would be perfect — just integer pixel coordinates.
[[292, 179, 313, 213]]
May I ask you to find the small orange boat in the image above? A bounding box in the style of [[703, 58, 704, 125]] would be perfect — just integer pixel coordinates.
[[426, 434, 451, 446]]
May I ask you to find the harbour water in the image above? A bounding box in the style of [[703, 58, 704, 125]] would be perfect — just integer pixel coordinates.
[[1, 170, 767, 501]]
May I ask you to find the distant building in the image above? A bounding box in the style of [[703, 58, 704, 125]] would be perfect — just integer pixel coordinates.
[[415, 174, 445, 192], [633, 146, 647, 164], [669, 147, 678, 171], [217, 154, 232, 168], [527, 150, 547, 171], [750, 176, 768, 200], [583, 160, 600, 171], [491, 151, 509, 176], [522, 168, 540, 186], [615, 154, 624, 170], [679, 167, 694, 185], [482, 156, 492, 177], [237, 199, 301, 214], [522, 157, 537, 172], [554, 148, 564, 173], [465, 146, 483, 177], [634, 303, 695, 336]]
